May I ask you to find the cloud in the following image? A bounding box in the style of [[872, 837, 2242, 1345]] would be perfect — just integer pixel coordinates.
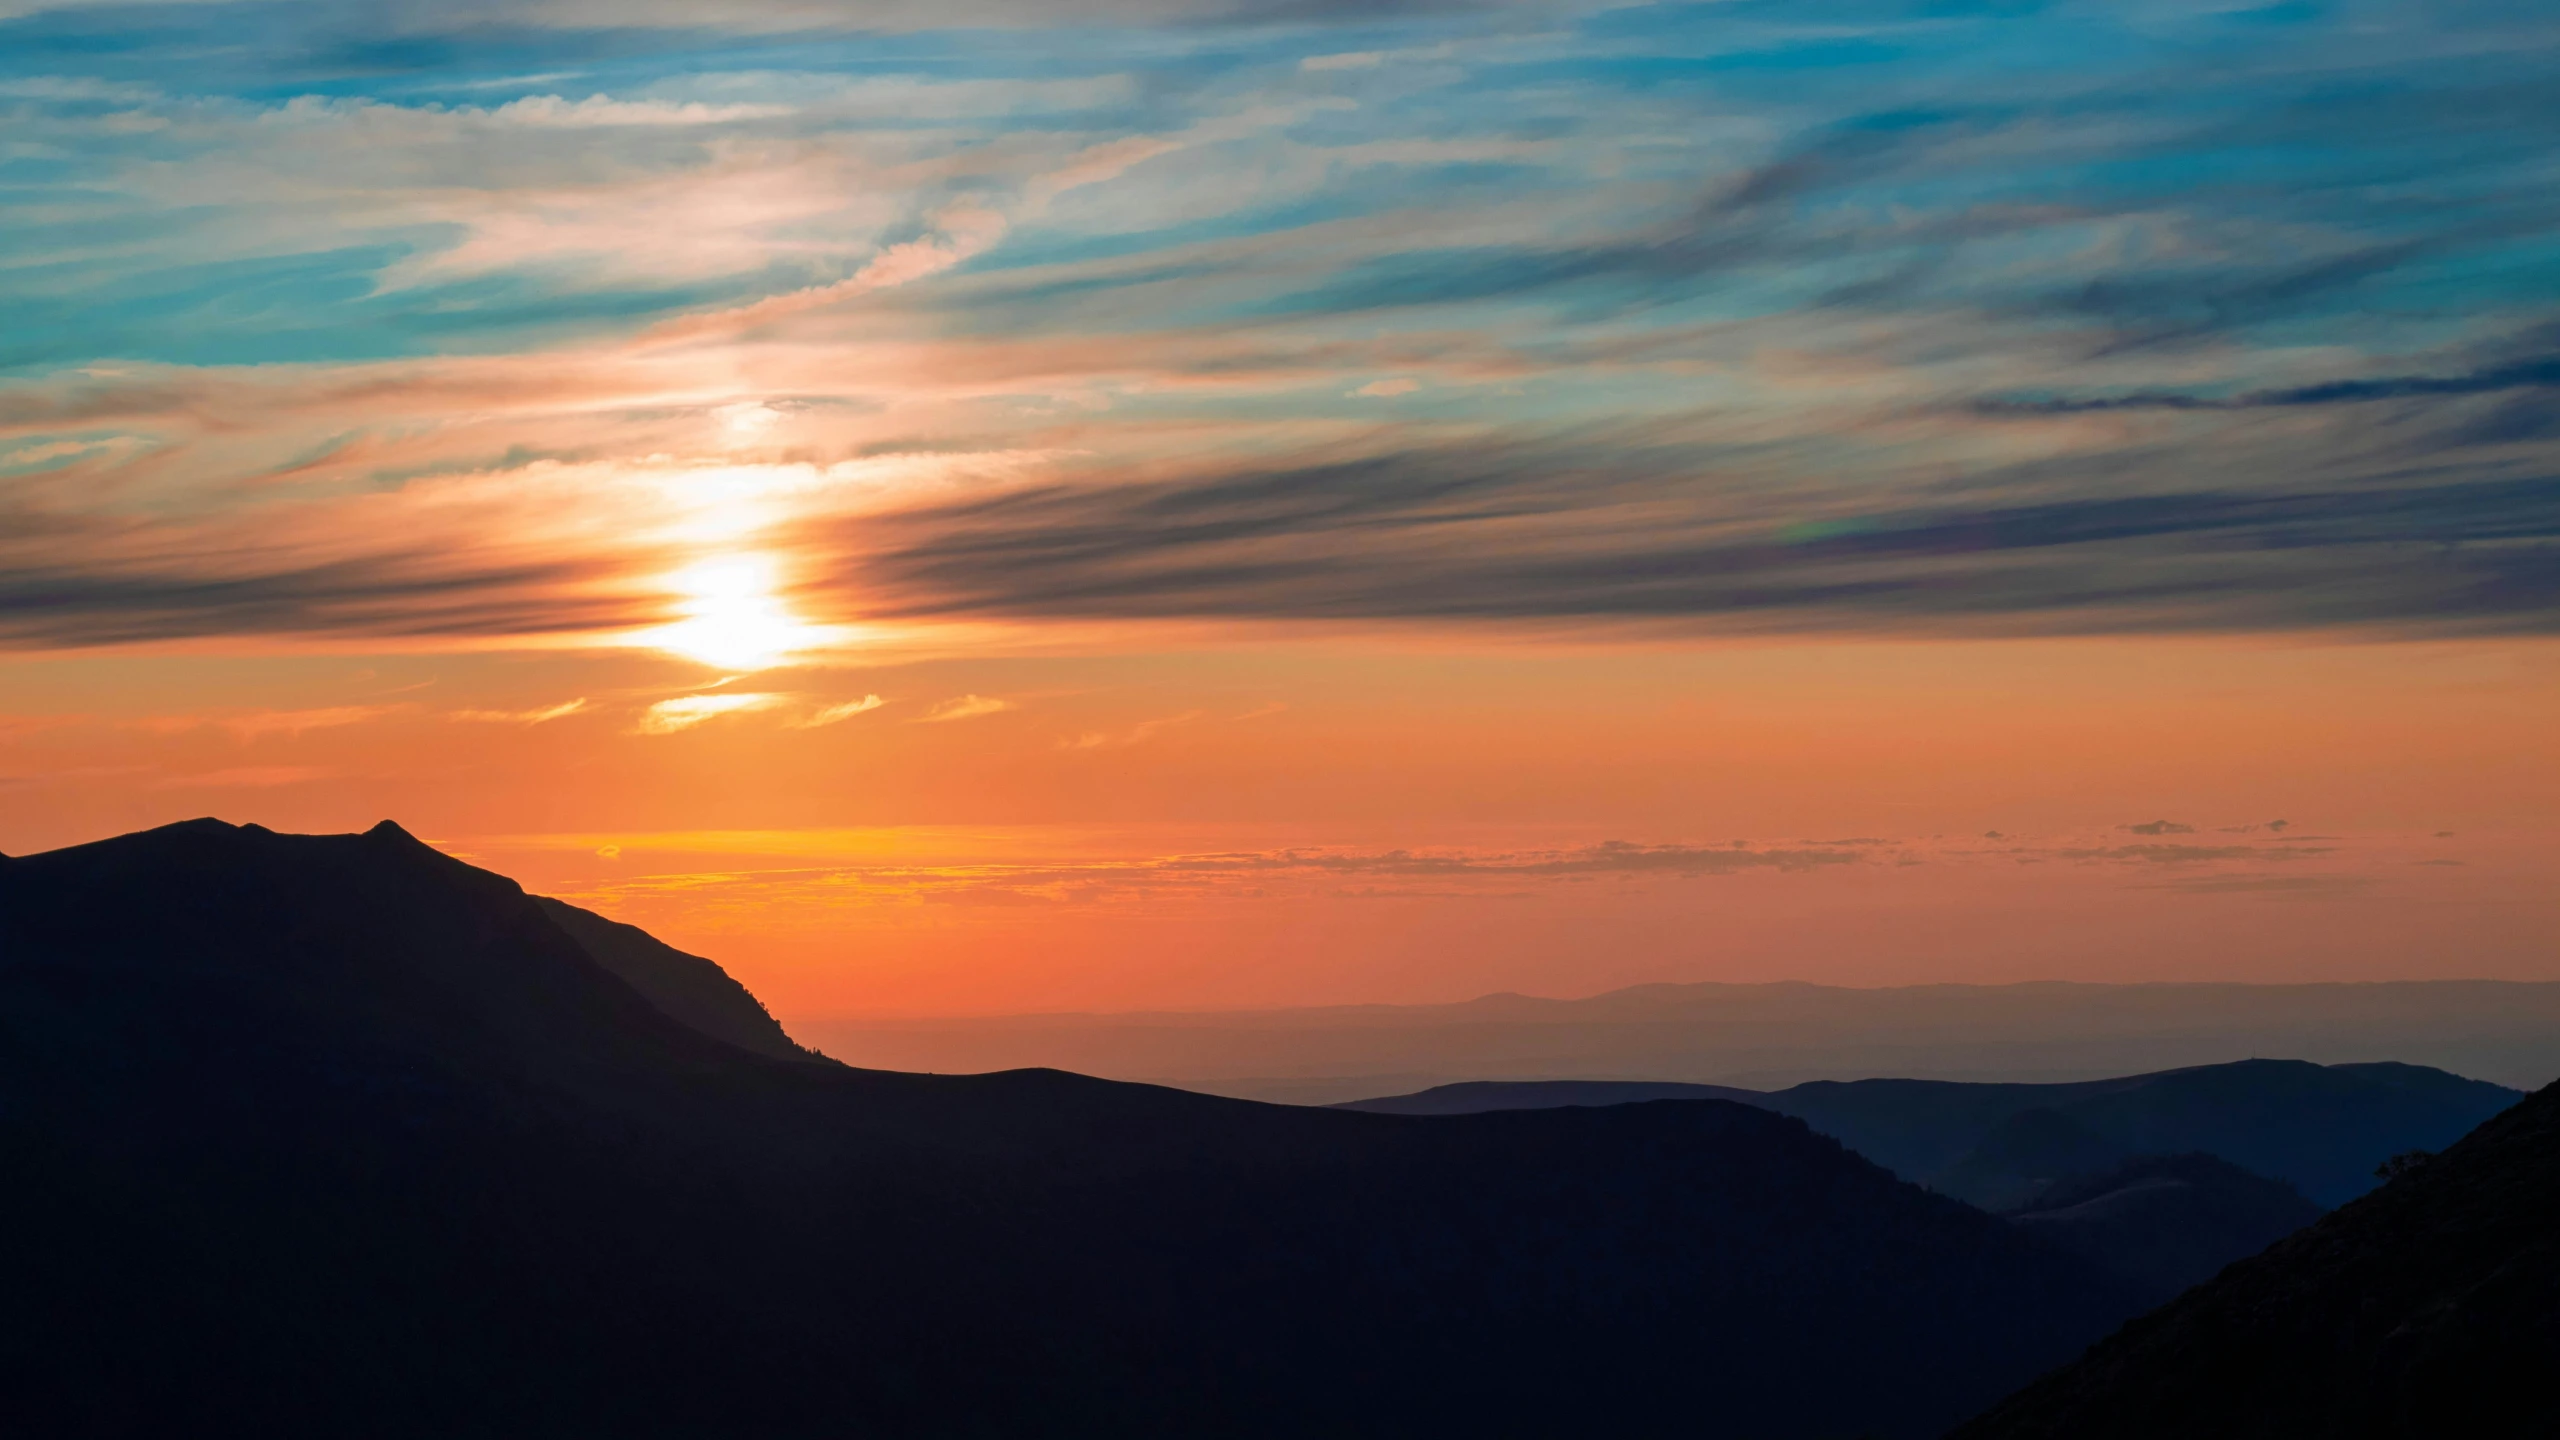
[[791, 694, 884, 727], [452, 698, 589, 724], [0, 545, 635, 651], [2123, 820, 2195, 835], [550, 834, 1878, 916], [839, 440, 2560, 635], [5, 0, 2560, 658], [918, 694, 1013, 723], [636, 691, 785, 734], [646, 201, 1014, 340], [486, 95, 790, 128], [2055, 844, 2333, 864], [2140, 874, 2376, 897], [1976, 353, 2560, 417], [0, 0, 1489, 31], [1057, 709, 1202, 749], [231, 706, 397, 740], [133, 706, 399, 740]]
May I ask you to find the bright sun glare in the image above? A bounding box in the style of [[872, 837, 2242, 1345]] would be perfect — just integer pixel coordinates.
[[639, 556, 823, 671]]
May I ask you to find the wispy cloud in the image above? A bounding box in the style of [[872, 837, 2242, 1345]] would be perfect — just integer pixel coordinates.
[[2140, 873, 2376, 897], [452, 698, 588, 724], [919, 694, 1013, 723], [2052, 844, 2334, 865], [791, 694, 884, 727], [129, 706, 401, 741], [636, 692, 785, 734], [2, 0, 2556, 655], [485, 95, 789, 127], [481, 821, 2463, 927], [1057, 709, 1201, 750]]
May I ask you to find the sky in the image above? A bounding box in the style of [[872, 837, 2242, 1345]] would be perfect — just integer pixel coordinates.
[[3, 0, 2557, 1020]]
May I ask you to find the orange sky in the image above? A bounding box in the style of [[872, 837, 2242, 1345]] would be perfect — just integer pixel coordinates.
[[7, 636, 2555, 1021]]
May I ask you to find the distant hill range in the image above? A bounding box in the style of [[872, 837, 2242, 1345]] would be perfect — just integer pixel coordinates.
[[801, 977, 2560, 1102], [1953, 1059, 2560, 1438], [1, 819, 2152, 1440], [1343, 1065, 2514, 1303], [1340, 1063, 2519, 1208], [2006, 1154, 2325, 1303]]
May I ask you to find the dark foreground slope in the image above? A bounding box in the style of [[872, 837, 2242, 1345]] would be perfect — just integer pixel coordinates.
[[1952, 1076, 2560, 1440], [530, 892, 818, 1062], [0, 820, 2142, 1440]]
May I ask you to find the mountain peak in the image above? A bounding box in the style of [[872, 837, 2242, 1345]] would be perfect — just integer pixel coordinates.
[[6, 819, 2153, 1440]]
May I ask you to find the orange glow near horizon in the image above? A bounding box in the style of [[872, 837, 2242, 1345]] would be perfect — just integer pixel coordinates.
[[6, 636, 2557, 1025]]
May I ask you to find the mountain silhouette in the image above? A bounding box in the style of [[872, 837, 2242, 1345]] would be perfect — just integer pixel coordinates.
[[1343, 1060, 2518, 1206], [1336, 1077, 1768, 1114], [1931, 1107, 2136, 1212], [0, 819, 2147, 1440], [2006, 1153, 2326, 1303], [1951, 1076, 2560, 1438], [528, 893, 820, 1062]]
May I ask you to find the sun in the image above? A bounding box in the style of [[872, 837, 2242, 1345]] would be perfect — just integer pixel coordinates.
[[636, 555, 824, 671]]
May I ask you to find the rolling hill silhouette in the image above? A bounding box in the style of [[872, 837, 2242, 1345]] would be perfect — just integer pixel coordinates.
[[1342, 1061, 2517, 1207], [1951, 1073, 2560, 1438], [2005, 1153, 2326, 1302], [1343, 1064, 2517, 1304], [0, 819, 2146, 1440]]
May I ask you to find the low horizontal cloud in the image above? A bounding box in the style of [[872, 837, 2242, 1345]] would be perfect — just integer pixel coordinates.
[[636, 692, 785, 734], [1975, 352, 2560, 416], [1058, 710, 1201, 750], [841, 439, 2560, 636], [451, 698, 588, 724], [128, 705, 398, 741], [518, 823, 2452, 923], [551, 836, 1877, 916], [2139, 873, 2376, 897], [227, 705, 397, 740], [919, 694, 1013, 723], [0, 547, 634, 651], [2055, 844, 2334, 865], [791, 694, 885, 727], [486, 95, 789, 128]]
